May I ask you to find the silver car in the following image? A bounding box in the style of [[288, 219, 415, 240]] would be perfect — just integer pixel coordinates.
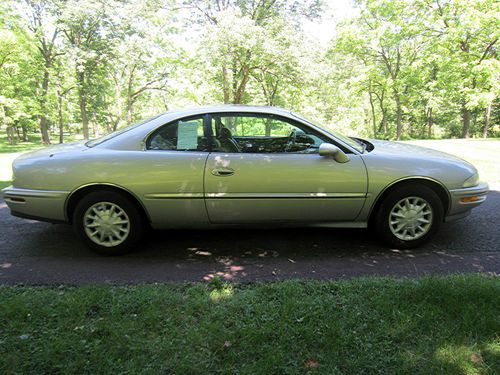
[[2, 105, 488, 254]]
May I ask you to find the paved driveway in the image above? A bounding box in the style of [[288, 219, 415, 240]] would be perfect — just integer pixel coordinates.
[[1, 186, 499, 284]]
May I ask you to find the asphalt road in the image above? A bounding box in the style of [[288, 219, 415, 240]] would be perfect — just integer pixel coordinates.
[[1, 186, 499, 285]]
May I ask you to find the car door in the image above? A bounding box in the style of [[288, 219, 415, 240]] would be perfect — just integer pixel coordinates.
[[140, 115, 211, 228], [204, 113, 368, 224]]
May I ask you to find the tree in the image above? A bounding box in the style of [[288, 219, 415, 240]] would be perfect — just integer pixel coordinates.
[[20, 0, 63, 144], [59, 0, 119, 140], [0, 3, 39, 144], [194, 0, 321, 105], [428, 0, 499, 138]]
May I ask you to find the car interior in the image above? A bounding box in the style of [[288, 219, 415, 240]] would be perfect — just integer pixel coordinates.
[[147, 114, 330, 154]]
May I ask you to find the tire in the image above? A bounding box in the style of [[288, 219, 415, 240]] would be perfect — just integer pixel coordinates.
[[73, 191, 144, 255], [374, 184, 444, 249]]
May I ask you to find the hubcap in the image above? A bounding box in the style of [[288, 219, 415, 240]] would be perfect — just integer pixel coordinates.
[[389, 196, 433, 241], [83, 202, 130, 247]]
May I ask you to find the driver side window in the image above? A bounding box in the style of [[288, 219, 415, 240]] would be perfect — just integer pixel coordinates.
[[211, 115, 328, 154]]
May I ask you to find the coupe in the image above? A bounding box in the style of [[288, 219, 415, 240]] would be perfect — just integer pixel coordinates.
[[2, 106, 488, 254]]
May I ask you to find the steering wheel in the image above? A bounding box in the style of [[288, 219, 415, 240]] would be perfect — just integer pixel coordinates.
[[284, 129, 297, 152]]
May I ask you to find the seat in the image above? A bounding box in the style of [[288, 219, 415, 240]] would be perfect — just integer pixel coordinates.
[[217, 127, 241, 152]]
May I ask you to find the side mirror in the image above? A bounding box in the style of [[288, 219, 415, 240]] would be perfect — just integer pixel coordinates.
[[319, 143, 350, 163]]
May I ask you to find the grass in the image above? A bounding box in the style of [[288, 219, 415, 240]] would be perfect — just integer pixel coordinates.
[[0, 133, 83, 183], [0, 134, 498, 372], [0, 133, 46, 154], [0, 275, 498, 374], [405, 139, 500, 183]]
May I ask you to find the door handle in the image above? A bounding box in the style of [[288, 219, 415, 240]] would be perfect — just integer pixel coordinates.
[[211, 168, 235, 177]]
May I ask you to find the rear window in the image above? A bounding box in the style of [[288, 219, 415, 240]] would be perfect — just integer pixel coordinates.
[[86, 115, 162, 147]]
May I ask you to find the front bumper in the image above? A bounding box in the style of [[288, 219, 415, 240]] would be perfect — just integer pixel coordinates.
[[1, 186, 70, 223], [446, 182, 489, 221]]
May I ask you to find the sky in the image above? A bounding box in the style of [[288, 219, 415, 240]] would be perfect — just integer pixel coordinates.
[[303, 0, 359, 44], [170, 0, 359, 46]]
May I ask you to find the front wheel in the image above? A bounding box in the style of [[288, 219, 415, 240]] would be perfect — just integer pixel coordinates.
[[73, 191, 144, 255], [374, 185, 444, 249]]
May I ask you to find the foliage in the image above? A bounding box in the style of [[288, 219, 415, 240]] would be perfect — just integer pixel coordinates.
[[0, 0, 498, 144]]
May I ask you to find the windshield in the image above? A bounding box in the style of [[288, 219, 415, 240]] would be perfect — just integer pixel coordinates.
[[291, 112, 364, 153], [86, 114, 162, 147]]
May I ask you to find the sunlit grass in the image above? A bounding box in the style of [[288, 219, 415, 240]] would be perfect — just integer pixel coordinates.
[[435, 344, 487, 375], [0, 275, 498, 374], [0, 133, 45, 154], [0, 133, 84, 182], [405, 139, 500, 183]]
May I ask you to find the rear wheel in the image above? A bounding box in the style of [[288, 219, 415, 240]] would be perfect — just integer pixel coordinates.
[[73, 191, 144, 255], [375, 185, 444, 248]]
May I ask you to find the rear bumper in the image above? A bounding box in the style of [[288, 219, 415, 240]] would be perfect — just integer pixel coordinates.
[[1, 186, 69, 223], [446, 182, 489, 220]]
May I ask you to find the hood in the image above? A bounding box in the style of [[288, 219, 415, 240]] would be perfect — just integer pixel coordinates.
[[368, 139, 470, 164], [14, 141, 88, 162]]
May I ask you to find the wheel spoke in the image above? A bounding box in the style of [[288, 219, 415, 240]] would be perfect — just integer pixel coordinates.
[[388, 196, 433, 242], [84, 201, 130, 248], [391, 212, 405, 219], [395, 223, 406, 233]]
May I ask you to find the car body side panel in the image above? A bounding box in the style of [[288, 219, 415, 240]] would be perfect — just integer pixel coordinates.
[[12, 149, 210, 226], [204, 153, 368, 223], [3, 187, 69, 222], [356, 143, 479, 221]]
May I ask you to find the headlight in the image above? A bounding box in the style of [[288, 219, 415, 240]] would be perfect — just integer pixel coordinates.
[[463, 173, 479, 188]]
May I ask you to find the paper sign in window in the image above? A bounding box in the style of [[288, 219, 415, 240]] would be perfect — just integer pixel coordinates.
[[177, 121, 199, 150]]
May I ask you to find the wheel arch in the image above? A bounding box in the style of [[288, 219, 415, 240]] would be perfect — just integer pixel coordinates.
[[65, 183, 150, 224], [368, 177, 450, 226]]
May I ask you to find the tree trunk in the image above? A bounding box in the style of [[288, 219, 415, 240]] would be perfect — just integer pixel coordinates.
[[127, 96, 133, 125], [394, 92, 402, 140], [58, 94, 64, 144], [38, 69, 51, 144], [233, 67, 250, 104], [21, 125, 28, 142], [39, 116, 51, 144], [461, 104, 471, 138], [376, 92, 388, 138], [6, 125, 16, 145], [427, 107, 433, 138], [368, 92, 377, 139], [265, 118, 272, 136], [483, 102, 492, 138], [222, 66, 230, 104], [77, 71, 89, 140]]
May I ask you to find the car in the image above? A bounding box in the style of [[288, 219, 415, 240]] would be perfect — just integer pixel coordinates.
[[1, 105, 489, 255]]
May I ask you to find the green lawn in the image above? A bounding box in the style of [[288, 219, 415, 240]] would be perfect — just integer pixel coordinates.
[[405, 139, 500, 184], [0, 133, 46, 154], [0, 133, 83, 185], [0, 275, 498, 374]]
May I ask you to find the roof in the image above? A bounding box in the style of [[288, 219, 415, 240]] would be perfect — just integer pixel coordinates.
[[165, 104, 293, 118]]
